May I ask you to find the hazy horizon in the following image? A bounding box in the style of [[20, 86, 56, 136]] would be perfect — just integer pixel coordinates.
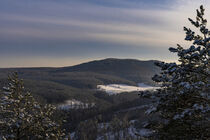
[[0, 57, 166, 68], [0, 0, 208, 67]]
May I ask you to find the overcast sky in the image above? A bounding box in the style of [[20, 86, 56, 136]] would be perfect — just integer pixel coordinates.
[[0, 0, 208, 67]]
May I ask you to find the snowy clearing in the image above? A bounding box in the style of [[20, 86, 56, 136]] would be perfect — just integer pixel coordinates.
[[97, 83, 159, 95], [57, 99, 95, 110]]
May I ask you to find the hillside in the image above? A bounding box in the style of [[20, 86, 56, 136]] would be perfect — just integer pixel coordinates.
[[57, 58, 160, 84], [0, 58, 160, 105]]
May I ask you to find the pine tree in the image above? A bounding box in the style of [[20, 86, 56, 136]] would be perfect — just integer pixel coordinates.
[[0, 72, 66, 140], [141, 5, 210, 140]]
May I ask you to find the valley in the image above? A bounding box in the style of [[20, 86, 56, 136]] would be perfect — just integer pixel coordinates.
[[0, 58, 160, 139]]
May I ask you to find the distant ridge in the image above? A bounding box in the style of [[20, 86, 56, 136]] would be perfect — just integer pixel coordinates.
[[56, 58, 160, 83], [59, 58, 159, 71]]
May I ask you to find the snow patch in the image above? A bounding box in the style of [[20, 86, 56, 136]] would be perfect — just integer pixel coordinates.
[[97, 83, 159, 95], [57, 99, 95, 110]]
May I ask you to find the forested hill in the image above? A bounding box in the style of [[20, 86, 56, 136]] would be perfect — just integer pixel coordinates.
[[0, 58, 160, 104], [57, 58, 160, 83]]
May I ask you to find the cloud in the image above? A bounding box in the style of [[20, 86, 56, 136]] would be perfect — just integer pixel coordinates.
[[0, 6, 183, 44], [0, 0, 209, 67]]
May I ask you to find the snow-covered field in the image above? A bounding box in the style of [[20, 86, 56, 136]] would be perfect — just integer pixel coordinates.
[[57, 99, 95, 110], [97, 83, 159, 95]]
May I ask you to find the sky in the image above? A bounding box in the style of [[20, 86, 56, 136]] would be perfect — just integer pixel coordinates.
[[0, 0, 209, 67]]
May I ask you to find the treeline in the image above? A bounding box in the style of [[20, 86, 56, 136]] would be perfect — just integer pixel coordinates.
[[63, 94, 151, 132]]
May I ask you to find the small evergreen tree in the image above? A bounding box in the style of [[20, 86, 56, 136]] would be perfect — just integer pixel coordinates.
[[0, 72, 66, 140], [141, 5, 210, 139]]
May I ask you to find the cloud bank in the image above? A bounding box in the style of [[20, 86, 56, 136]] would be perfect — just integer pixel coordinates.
[[0, 0, 209, 67]]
